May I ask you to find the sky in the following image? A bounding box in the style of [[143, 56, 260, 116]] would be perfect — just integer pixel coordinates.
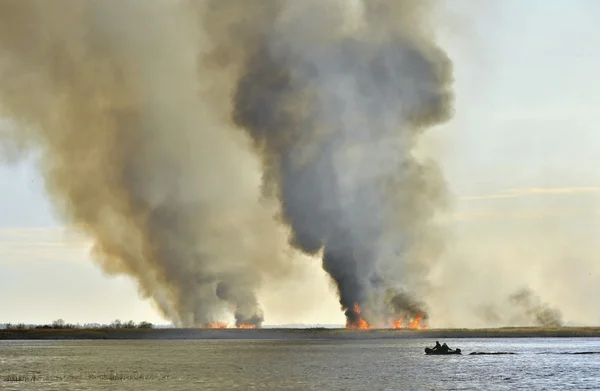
[[1, 1, 599, 326]]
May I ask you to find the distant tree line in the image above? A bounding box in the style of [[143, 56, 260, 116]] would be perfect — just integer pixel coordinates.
[[3, 319, 153, 330]]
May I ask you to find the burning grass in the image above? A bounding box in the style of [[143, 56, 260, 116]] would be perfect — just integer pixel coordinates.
[[345, 303, 428, 330], [204, 322, 256, 329]]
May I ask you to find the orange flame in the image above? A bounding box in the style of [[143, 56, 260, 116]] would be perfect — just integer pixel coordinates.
[[408, 313, 425, 329], [345, 304, 429, 330], [393, 318, 405, 329], [206, 322, 228, 329], [391, 313, 427, 330], [204, 322, 257, 329], [346, 303, 372, 329]]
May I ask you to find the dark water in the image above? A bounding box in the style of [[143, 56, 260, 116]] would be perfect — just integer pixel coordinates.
[[1, 338, 599, 390]]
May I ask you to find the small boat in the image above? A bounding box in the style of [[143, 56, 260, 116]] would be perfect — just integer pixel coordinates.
[[425, 347, 462, 355]]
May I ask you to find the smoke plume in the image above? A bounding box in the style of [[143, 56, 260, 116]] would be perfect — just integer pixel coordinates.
[[508, 289, 563, 327], [475, 289, 563, 327], [200, 0, 453, 326], [0, 0, 453, 327], [0, 0, 303, 327]]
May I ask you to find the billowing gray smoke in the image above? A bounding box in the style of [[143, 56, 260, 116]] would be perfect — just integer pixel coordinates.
[[201, 0, 454, 326], [0, 0, 453, 328]]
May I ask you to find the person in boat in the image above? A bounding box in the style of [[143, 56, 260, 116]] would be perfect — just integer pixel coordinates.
[[440, 343, 452, 353], [432, 341, 442, 352]]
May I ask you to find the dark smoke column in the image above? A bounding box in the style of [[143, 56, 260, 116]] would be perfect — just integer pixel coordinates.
[[208, 0, 455, 326]]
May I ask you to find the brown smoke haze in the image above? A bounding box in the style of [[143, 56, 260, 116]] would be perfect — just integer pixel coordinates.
[[0, 0, 302, 327], [426, 204, 600, 328], [0, 1, 595, 328]]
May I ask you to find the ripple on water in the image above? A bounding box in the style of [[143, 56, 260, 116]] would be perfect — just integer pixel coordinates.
[[0, 338, 599, 391]]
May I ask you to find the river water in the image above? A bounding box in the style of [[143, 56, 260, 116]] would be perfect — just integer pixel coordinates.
[[1, 338, 599, 390]]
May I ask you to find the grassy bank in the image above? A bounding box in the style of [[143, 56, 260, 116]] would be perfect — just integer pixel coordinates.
[[1, 326, 600, 340]]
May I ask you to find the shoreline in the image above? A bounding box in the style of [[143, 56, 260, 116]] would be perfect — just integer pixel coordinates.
[[1, 326, 600, 340]]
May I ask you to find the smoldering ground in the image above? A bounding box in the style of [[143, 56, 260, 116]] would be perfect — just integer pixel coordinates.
[[475, 289, 563, 327]]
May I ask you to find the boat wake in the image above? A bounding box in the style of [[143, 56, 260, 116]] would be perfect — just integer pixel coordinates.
[[468, 352, 516, 355], [546, 351, 600, 355]]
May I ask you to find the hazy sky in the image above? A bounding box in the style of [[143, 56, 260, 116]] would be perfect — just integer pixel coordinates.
[[1, 1, 599, 326]]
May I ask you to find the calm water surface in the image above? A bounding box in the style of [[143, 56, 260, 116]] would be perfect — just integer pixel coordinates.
[[1, 338, 599, 390]]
